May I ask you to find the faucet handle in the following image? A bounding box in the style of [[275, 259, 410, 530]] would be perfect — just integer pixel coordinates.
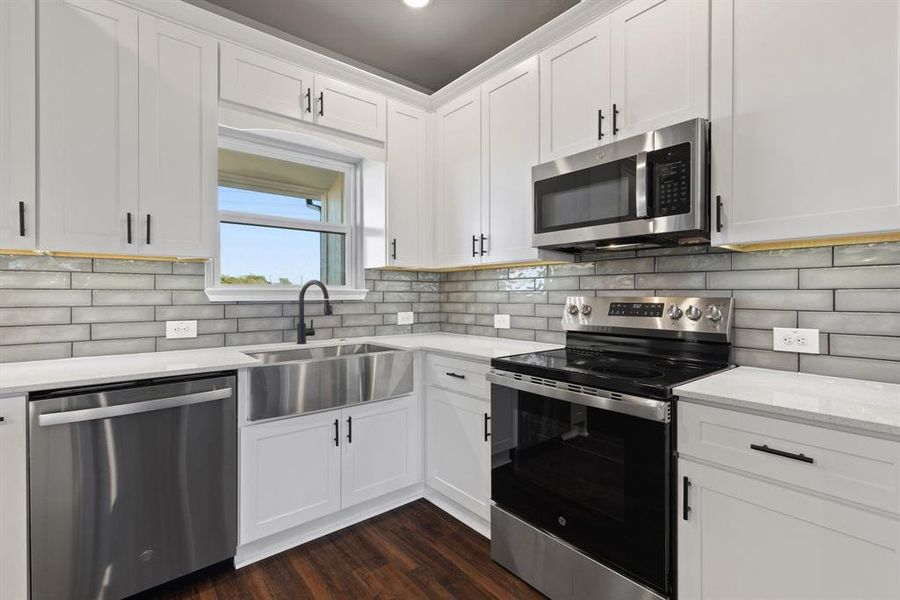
[[306, 319, 315, 337]]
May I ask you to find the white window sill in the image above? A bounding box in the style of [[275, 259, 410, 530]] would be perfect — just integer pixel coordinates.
[[204, 286, 369, 303]]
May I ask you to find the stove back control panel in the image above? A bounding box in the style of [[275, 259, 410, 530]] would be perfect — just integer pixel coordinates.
[[562, 296, 735, 340]]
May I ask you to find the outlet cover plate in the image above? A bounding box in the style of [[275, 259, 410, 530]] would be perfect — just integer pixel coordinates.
[[397, 311, 414, 325], [494, 314, 510, 329], [166, 320, 197, 339], [773, 327, 820, 354]]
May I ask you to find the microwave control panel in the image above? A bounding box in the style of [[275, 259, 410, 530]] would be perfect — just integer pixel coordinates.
[[648, 142, 692, 217]]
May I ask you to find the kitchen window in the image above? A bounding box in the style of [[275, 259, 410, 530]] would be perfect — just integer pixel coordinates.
[[206, 135, 367, 301]]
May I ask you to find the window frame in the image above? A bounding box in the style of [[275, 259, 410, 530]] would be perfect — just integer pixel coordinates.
[[205, 132, 368, 302]]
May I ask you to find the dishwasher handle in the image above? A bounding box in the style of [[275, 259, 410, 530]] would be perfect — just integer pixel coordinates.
[[38, 387, 233, 427]]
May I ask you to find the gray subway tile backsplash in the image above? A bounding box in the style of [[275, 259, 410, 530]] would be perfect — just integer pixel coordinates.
[[1, 243, 898, 386]]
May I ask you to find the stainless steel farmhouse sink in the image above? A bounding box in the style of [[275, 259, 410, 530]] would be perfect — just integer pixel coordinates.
[[243, 344, 413, 422]]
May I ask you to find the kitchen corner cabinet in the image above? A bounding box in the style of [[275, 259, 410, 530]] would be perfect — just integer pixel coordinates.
[[0, 396, 28, 600], [539, 17, 611, 162], [240, 395, 419, 544], [0, 0, 35, 251], [609, 0, 709, 139], [426, 386, 491, 520], [219, 44, 386, 142], [435, 88, 482, 267], [39, 0, 217, 257], [711, 0, 900, 247], [678, 459, 900, 599], [386, 100, 431, 267]]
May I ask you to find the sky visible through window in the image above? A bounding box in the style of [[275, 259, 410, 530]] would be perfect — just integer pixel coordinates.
[[219, 186, 330, 285]]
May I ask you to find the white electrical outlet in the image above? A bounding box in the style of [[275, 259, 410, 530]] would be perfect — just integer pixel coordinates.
[[166, 320, 197, 339], [397, 311, 414, 325], [494, 314, 510, 329], [773, 327, 820, 354]]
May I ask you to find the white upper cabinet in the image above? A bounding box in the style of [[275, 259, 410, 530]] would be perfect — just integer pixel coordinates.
[[220, 42, 314, 123], [386, 100, 431, 267], [711, 0, 900, 247], [0, 1, 35, 251], [315, 75, 387, 142], [341, 395, 420, 509], [539, 17, 611, 162], [435, 88, 482, 266], [219, 45, 386, 141], [39, 0, 140, 254], [138, 15, 218, 258], [481, 57, 542, 264], [610, 0, 709, 140]]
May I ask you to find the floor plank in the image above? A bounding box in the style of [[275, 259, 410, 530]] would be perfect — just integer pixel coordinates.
[[131, 499, 544, 600]]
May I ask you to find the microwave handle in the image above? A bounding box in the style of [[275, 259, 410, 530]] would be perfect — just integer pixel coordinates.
[[635, 151, 649, 218]]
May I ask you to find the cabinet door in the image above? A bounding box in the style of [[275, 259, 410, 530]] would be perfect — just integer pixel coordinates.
[[679, 460, 900, 600], [341, 395, 420, 509], [138, 15, 217, 258], [220, 42, 313, 122], [711, 0, 900, 246], [539, 18, 611, 162], [481, 57, 541, 264], [435, 89, 482, 267], [39, 0, 139, 254], [0, 1, 35, 250], [239, 411, 341, 544], [0, 396, 27, 600], [610, 0, 709, 139], [314, 75, 387, 142], [387, 100, 430, 267], [426, 386, 490, 519]]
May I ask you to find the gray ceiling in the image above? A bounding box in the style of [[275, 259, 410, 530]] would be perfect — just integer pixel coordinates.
[[197, 0, 580, 93]]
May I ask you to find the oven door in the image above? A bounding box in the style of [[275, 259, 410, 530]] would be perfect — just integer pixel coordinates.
[[489, 374, 672, 595]]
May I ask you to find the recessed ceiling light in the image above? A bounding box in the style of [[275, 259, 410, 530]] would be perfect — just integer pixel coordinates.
[[401, 0, 432, 8]]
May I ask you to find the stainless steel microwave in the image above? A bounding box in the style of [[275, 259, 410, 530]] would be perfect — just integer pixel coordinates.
[[532, 118, 709, 252]]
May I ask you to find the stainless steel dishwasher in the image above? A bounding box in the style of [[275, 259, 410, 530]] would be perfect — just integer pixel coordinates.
[[28, 372, 237, 600]]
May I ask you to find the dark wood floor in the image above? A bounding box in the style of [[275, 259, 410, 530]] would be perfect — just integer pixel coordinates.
[[133, 499, 545, 599]]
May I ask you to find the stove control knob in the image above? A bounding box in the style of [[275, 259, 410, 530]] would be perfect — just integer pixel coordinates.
[[668, 305, 684, 320], [567, 304, 580, 315], [685, 305, 703, 321], [706, 305, 723, 322], [580, 304, 593, 316]]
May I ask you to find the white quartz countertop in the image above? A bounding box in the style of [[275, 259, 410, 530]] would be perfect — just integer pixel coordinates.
[[675, 367, 900, 437], [0, 333, 562, 395]]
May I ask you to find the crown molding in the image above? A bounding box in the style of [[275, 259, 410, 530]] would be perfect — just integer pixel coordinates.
[[120, 0, 434, 108], [428, 0, 629, 109]]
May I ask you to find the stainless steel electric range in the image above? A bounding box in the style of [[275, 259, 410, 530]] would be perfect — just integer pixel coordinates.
[[488, 295, 734, 600]]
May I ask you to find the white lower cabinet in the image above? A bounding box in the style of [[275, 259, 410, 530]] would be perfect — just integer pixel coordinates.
[[240, 395, 419, 544], [425, 385, 491, 520], [0, 395, 27, 600], [678, 459, 900, 600]]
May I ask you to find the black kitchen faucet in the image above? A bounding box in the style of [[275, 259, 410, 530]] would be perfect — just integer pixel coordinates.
[[296, 280, 333, 344]]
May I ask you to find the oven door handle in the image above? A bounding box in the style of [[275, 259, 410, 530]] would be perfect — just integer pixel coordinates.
[[487, 369, 670, 423]]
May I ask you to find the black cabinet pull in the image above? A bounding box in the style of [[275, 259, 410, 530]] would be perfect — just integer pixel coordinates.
[[715, 195, 724, 233], [750, 443, 814, 464], [682, 476, 691, 520], [597, 109, 604, 139], [612, 103, 619, 135], [483, 413, 491, 442], [346, 416, 352, 443], [333, 418, 339, 446], [391, 238, 397, 260], [318, 91, 324, 116], [18, 201, 25, 237], [479, 234, 487, 256], [446, 372, 466, 380], [305, 88, 311, 113], [472, 235, 477, 257], [126, 212, 133, 244], [145, 214, 151, 245]]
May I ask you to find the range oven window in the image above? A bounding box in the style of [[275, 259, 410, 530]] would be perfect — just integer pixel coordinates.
[[533, 156, 637, 233], [491, 385, 671, 594]]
